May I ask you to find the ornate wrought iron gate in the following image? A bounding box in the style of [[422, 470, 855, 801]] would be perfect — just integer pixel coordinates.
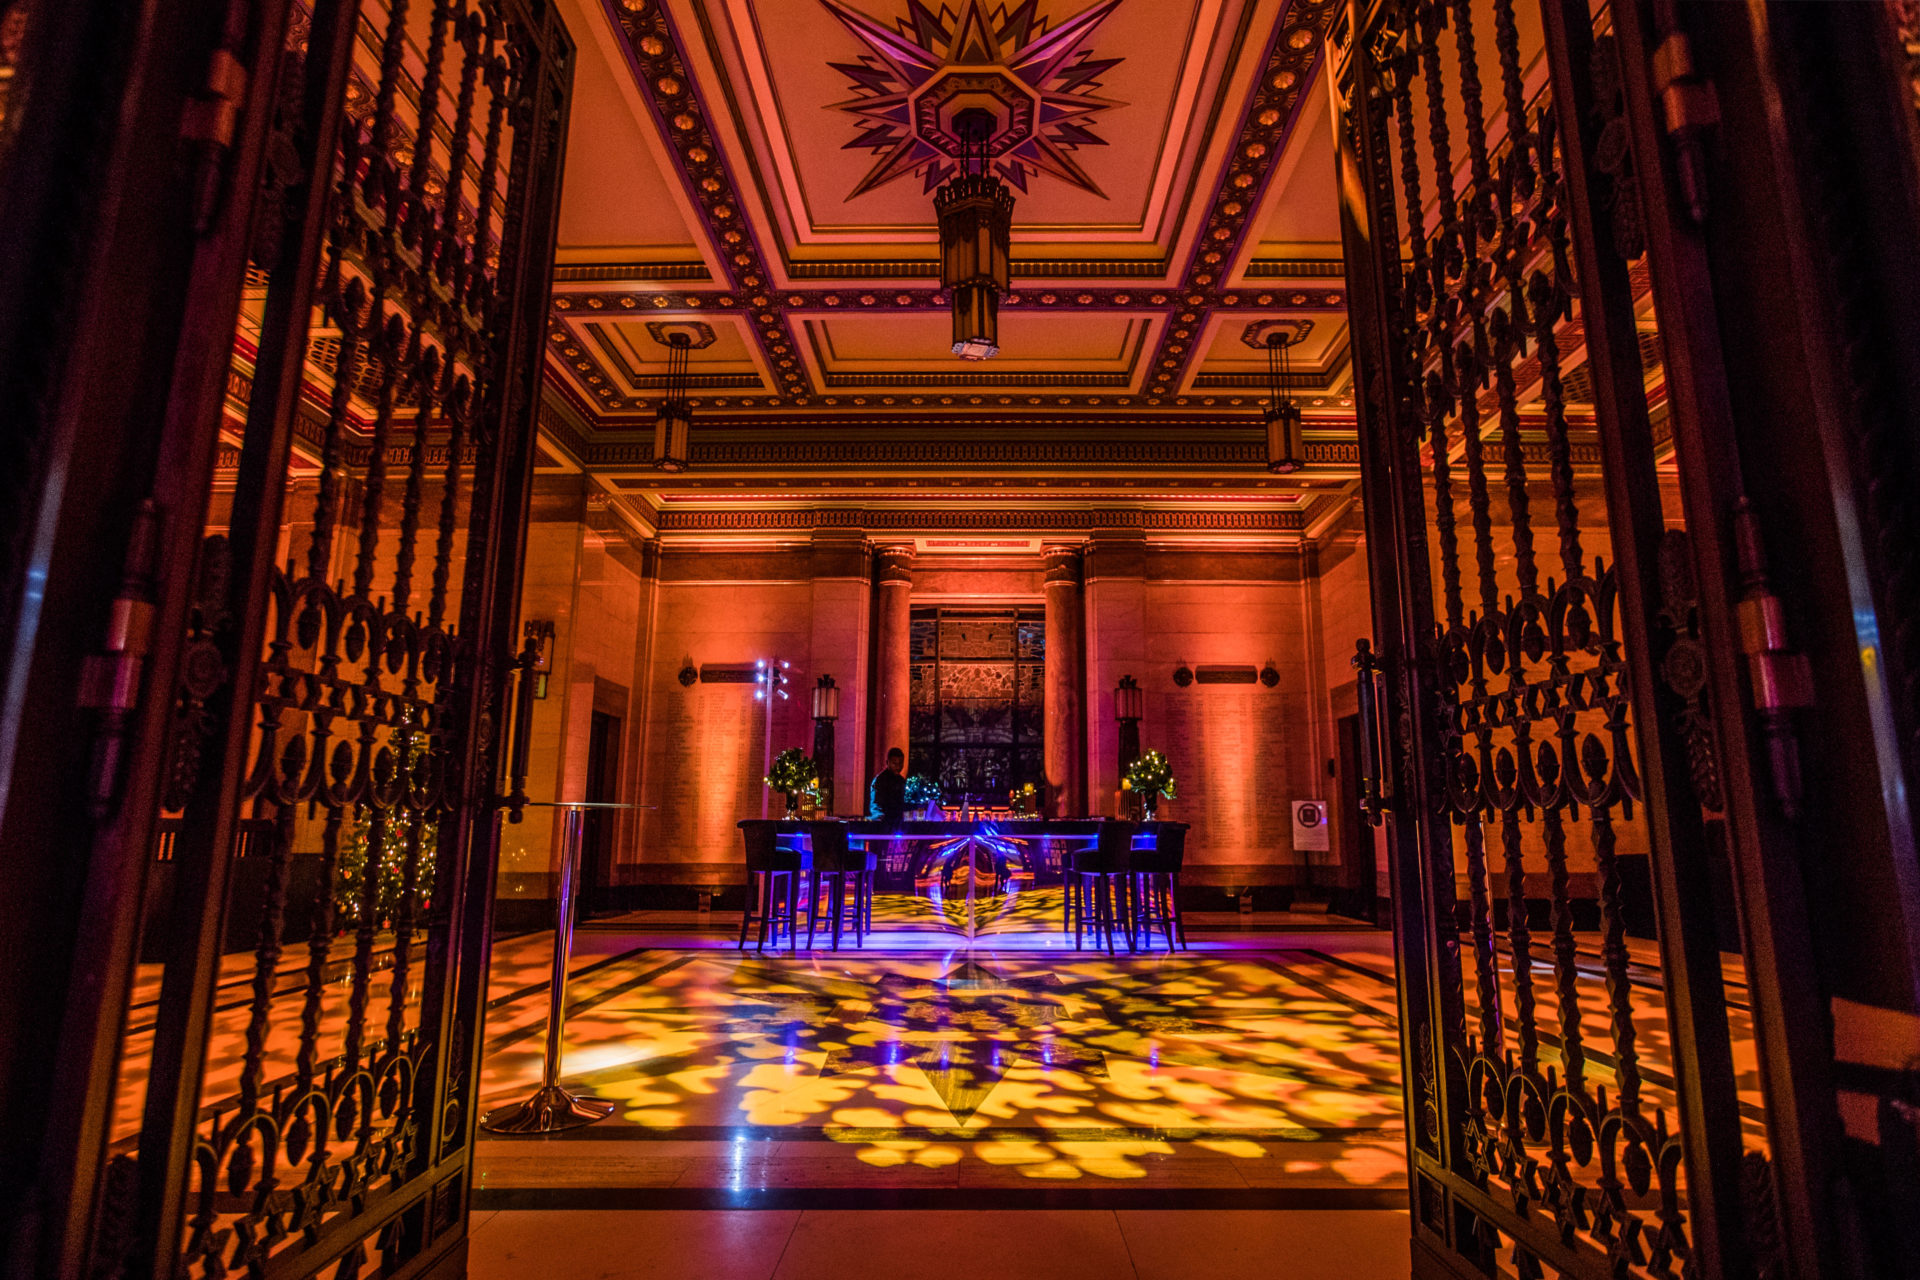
[[1332, 0, 1785, 1275], [90, 2, 572, 1276]]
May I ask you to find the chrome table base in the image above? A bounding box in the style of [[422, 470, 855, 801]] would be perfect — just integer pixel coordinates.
[[482, 801, 629, 1136]]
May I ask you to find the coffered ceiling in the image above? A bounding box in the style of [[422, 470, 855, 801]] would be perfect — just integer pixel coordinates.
[[523, 0, 1645, 545], [539, 0, 1372, 528], [201, 0, 1637, 546]]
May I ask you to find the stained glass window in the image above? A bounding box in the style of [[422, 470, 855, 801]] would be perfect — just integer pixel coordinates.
[[908, 607, 1044, 800]]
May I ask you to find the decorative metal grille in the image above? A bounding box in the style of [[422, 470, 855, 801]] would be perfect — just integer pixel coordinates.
[[1334, 0, 1760, 1275], [107, 2, 570, 1277]]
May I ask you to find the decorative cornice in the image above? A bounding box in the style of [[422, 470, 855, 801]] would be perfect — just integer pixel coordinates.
[[554, 258, 1342, 283], [553, 262, 713, 282], [1244, 259, 1345, 278], [601, 435, 1333, 469], [653, 506, 1309, 533]]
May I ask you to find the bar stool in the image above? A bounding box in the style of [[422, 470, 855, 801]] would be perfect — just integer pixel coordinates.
[[737, 819, 802, 950], [805, 821, 873, 950], [1131, 821, 1189, 950], [1070, 820, 1138, 953]]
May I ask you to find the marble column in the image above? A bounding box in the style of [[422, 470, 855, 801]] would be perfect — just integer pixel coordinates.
[[1043, 543, 1085, 817], [1082, 527, 1146, 816], [870, 542, 915, 777], [811, 529, 872, 814]]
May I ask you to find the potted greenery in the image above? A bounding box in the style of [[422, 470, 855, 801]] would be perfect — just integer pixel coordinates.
[[765, 748, 818, 816], [1122, 749, 1176, 818]]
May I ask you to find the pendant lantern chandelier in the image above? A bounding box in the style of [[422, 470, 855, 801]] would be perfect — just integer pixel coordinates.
[[1263, 329, 1304, 474], [935, 108, 1013, 361], [652, 330, 692, 472]]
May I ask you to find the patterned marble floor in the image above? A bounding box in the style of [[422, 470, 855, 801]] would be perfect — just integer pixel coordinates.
[[473, 928, 1411, 1209]]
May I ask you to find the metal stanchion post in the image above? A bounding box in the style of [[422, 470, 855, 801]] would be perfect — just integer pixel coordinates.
[[481, 801, 623, 1133]]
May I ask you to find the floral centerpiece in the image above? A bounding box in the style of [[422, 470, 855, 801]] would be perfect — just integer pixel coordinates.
[[1122, 749, 1176, 818], [765, 748, 818, 815]]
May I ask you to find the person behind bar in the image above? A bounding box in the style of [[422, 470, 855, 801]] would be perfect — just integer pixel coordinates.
[[868, 746, 907, 824]]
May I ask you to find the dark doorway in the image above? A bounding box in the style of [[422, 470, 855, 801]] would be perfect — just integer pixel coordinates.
[[1332, 712, 1373, 923], [580, 709, 622, 918]]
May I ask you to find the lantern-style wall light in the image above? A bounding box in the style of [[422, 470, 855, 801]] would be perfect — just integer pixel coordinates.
[[811, 675, 840, 814], [935, 108, 1013, 361]]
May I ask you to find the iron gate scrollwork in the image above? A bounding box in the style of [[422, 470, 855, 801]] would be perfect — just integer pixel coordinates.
[[114, 1, 570, 1277], [1332, 0, 1758, 1276]]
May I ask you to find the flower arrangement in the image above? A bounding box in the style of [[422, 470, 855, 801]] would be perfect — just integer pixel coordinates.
[[903, 774, 942, 808], [1122, 750, 1176, 815], [765, 748, 818, 814]]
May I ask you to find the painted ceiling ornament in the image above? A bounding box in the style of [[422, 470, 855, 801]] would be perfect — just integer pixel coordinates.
[[823, 0, 1126, 198]]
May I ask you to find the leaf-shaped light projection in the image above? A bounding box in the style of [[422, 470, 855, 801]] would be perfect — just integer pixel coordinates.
[[823, 0, 1126, 199]]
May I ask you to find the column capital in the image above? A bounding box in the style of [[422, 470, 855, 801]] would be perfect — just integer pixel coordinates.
[[1041, 542, 1082, 586], [875, 542, 915, 585]]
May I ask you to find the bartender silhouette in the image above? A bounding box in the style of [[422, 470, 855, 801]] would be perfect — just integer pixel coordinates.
[[868, 746, 907, 824]]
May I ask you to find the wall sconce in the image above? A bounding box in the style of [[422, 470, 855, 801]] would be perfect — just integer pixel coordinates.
[[526, 619, 555, 699], [812, 675, 840, 813]]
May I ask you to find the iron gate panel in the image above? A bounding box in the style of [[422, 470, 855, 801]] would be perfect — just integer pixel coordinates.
[[1331, 0, 1761, 1276], [106, 2, 572, 1277]]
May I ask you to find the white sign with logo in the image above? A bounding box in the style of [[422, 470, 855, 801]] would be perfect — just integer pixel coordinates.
[[1291, 799, 1330, 852]]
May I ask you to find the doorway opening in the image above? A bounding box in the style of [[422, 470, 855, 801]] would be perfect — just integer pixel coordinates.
[[578, 708, 622, 920]]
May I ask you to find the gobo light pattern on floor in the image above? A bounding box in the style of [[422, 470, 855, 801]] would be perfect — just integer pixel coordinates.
[[480, 950, 1407, 1184]]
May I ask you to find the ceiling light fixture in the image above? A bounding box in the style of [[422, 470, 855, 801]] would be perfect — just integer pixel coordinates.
[[653, 330, 692, 472], [936, 108, 1013, 361], [1263, 329, 1304, 473]]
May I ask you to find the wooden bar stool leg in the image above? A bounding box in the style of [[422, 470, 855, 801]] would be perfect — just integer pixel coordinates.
[[738, 874, 755, 950], [806, 869, 820, 949], [756, 873, 773, 951], [1172, 873, 1186, 948], [828, 874, 841, 951], [785, 871, 800, 950], [1105, 875, 1121, 955]]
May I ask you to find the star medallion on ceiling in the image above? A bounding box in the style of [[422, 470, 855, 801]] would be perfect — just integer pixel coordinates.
[[823, 0, 1126, 198]]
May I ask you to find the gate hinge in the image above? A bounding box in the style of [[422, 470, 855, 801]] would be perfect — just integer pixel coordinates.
[[79, 501, 163, 816], [1650, 31, 1718, 225], [1731, 499, 1812, 819], [181, 48, 247, 148], [181, 45, 249, 231]]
